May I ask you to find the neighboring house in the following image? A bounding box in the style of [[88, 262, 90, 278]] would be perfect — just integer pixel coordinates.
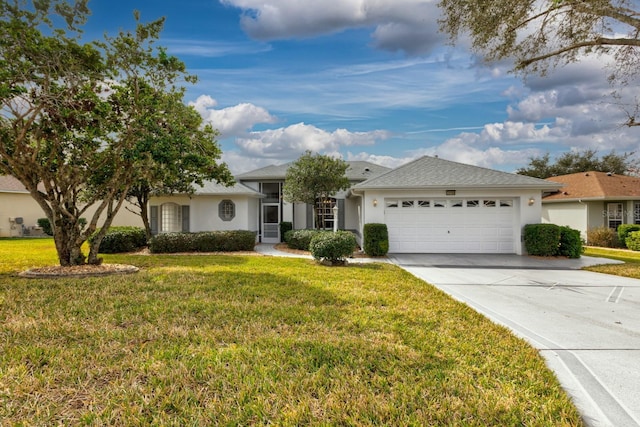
[[154, 156, 559, 255], [542, 171, 640, 241], [0, 175, 142, 237], [149, 181, 264, 235]]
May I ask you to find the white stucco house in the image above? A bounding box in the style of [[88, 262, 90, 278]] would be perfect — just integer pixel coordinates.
[[149, 156, 561, 255]]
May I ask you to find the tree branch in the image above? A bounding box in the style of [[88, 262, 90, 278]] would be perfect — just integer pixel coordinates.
[[518, 36, 640, 68]]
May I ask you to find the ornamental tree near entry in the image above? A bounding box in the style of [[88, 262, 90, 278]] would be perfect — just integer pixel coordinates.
[[283, 151, 351, 230]]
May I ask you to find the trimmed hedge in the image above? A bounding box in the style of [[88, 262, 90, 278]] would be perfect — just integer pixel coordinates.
[[586, 226, 620, 248], [524, 224, 561, 257], [89, 226, 147, 254], [309, 230, 357, 264], [363, 223, 389, 256], [37, 218, 53, 236], [285, 229, 325, 251], [524, 223, 582, 258], [149, 230, 256, 253], [618, 224, 640, 248], [37, 217, 86, 236], [279, 222, 293, 242], [558, 226, 583, 259], [626, 231, 640, 251]]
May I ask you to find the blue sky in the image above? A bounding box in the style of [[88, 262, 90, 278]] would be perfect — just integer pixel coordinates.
[[84, 0, 640, 174]]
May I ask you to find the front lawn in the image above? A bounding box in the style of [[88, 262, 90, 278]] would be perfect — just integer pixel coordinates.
[[0, 239, 582, 425], [584, 246, 640, 279]]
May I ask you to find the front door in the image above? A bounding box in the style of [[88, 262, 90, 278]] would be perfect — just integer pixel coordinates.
[[262, 204, 280, 243]]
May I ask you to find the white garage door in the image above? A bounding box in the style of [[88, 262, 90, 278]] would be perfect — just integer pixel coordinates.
[[384, 198, 516, 253]]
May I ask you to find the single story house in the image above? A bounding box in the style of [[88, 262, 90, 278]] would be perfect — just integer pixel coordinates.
[[0, 175, 142, 237], [542, 171, 640, 240], [151, 156, 560, 255], [349, 156, 560, 254], [149, 180, 263, 235]]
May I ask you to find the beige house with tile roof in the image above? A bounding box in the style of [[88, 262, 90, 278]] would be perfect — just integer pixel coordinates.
[[0, 175, 142, 237], [543, 171, 640, 241]]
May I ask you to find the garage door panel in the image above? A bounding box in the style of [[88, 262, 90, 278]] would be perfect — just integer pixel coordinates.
[[385, 198, 516, 254]]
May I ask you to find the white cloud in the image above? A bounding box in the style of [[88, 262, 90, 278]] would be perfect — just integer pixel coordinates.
[[235, 123, 391, 158], [220, 0, 444, 55], [189, 95, 278, 138]]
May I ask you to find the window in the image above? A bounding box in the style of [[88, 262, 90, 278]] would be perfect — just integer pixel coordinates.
[[484, 200, 496, 207], [402, 200, 414, 208], [499, 200, 513, 207], [219, 199, 235, 221], [261, 182, 281, 203], [418, 200, 430, 207], [608, 203, 623, 229], [466, 200, 480, 207], [161, 203, 182, 233], [386, 200, 399, 208], [635, 202, 640, 224], [315, 198, 336, 229], [434, 200, 446, 207], [451, 200, 463, 207]]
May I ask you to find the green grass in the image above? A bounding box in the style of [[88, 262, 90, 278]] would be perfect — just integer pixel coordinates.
[[0, 239, 583, 425], [584, 246, 640, 278]]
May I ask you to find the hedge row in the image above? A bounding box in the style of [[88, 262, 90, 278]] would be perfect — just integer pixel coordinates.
[[523, 224, 583, 258], [283, 229, 326, 251], [90, 226, 147, 254], [149, 230, 256, 253]]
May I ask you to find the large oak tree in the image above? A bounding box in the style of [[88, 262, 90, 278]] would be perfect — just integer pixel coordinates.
[[0, 0, 230, 265], [438, 0, 640, 125]]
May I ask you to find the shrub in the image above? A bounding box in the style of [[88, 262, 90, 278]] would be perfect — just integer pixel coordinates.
[[617, 224, 640, 248], [524, 224, 561, 256], [149, 230, 256, 253], [557, 226, 583, 259], [586, 226, 620, 248], [286, 229, 324, 251], [283, 229, 294, 244], [37, 217, 86, 236], [37, 218, 53, 236], [279, 222, 293, 242], [90, 226, 147, 254], [625, 231, 640, 251], [363, 223, 389, 256], [309, 231, 357, 264]]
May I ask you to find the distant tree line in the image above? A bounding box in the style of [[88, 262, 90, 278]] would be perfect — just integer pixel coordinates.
[[516, 150, 638, 179]]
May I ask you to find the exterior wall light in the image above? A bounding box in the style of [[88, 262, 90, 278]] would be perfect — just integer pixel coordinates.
[[373, 199, 378, 207], [528, 197, 535, 206]]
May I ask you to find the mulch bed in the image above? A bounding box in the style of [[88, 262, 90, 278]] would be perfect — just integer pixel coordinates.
[[19, 264, 139, 279]]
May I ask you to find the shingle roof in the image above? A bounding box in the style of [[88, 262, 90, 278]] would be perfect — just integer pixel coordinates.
[[543, 171, 640, 201], [354, 156, 562, 190], [193, 181, 263, 197], [0, 175, 29, 193], [236, 161, 390, 181]]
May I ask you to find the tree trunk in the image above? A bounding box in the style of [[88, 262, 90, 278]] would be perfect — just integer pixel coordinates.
[[137, 192, 152, 241], [52, 216, 86, 266]]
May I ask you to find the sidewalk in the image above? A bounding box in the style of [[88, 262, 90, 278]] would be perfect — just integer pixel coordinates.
[[254, 243, 388, 264]]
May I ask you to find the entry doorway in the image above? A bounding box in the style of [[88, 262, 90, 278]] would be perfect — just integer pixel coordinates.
[[262, 203, 280, 243]]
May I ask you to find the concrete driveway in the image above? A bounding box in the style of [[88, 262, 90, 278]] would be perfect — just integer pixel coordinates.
[[389, 254, 640, 427]]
